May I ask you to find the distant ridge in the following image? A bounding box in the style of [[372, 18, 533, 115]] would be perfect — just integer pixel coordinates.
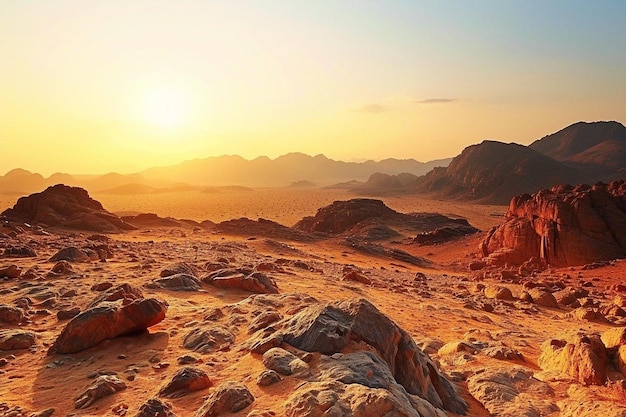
[[412, 141, 582, 204], [139, 152, 452, 187], [530, 120, 626, 181]]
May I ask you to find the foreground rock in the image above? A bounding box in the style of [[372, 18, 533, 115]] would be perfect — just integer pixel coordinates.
[[1, 184, 137, 233], [467, 367, 557, 417], [137, 398, 177, 417], [74, 375, 127, 409], [195, 381, 254, 417], [49, 298, 167, 354], [250, 297, 467, 415], [0, 329, 35, 350], [538, 333, 609, 385], [203, 268, 279, 294], [481, 181, 626, 266], [158, 367, 211, 398]]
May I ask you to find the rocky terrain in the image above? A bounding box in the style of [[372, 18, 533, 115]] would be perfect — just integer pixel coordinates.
[[480, 180, 626, 267], [1, 185, 626, 416]]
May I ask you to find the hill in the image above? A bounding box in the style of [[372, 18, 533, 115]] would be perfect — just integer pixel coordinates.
[[141, 153, 451, 187], [530, 120, 626, 181], [413, 140, 582, 204]]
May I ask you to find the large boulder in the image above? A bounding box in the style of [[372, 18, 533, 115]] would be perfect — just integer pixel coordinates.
[[250, 297, 467, 415], [0, 329, 36, 350], [1, 184, 137, 233], [49, 297, 167, 354], [467, 367, 557, 417], [538, 333, 609, 385], [481, 181, 626, 266]]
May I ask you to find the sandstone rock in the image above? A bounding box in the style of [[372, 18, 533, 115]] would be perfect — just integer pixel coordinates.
[[602, 327, 626, 349], [481, 181, 626, 267], [74, 375, 127, 409], [195, 381, 254, 417], [183, 326, 235, 353], [0, 329, 35, 350], [3, 245, 37, 258], [467, 367, 557, 417], [528, 288, 558, 308], [251, 297, 467, 415], [262, 347, 309, 376], [149, 273, 202, 291], [57, 307, 81, 320], [158, 367, 211, 398], [256, 370, 282, 386], [48, 260, 75, 275], [89, 283, 143, 307], [538, 333, 609, 385], [285, 351, 450, 417], [0, 264, 21, 279], [203, 269, 279, 294], [136, 398, 177, 417], [248, 310, 281, 334], [49, 247, 98, 263], [341, 270, 371, 285], [160, 262, 198, 278], [484, 285, 514, 301], [617, 345, 626, 376], [0, 304, 24, 323], [1, 184, 137, 233], [49, 298, 167, 354]]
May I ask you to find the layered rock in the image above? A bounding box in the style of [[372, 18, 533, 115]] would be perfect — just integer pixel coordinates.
[[481, 181, 626, 266], [250, 297, 467, 415], [1, 184, 136, 232]]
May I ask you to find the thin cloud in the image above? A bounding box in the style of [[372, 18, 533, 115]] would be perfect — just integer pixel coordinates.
[[350, 103, 389, 114], [416, 98, 457, 104]]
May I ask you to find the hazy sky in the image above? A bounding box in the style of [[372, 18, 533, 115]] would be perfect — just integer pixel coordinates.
[[2, 0, 625, 175]]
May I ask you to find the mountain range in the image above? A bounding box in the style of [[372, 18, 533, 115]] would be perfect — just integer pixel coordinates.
[[0, 154, 451, 194], [1, 120, 624, 204]]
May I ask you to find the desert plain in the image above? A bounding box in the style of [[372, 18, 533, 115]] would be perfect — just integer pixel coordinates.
[[1, 184, 626, 417]]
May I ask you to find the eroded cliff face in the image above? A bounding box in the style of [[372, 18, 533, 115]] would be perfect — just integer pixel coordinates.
[[481, 180, 626, 267]]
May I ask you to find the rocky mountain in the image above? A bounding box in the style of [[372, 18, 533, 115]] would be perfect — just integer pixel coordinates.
[[140, 153, 451, 187], [480, 180, 626, 267], [413, 141, 582, 204], [530, 121, 626, 181]]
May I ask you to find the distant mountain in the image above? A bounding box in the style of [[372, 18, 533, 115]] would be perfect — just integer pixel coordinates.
[[141, 153, 452, 187], [529, 121, 626, 181], [413, 141, 583, 204]]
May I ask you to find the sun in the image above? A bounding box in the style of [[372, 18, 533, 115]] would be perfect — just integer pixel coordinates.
[[141, 87, 189, 129]]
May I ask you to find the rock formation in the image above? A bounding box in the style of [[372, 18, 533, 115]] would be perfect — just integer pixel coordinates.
[[1, 184, 136, 233], [481, 181, 626, 266]]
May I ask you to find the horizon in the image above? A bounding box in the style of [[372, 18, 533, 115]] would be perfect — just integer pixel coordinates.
[[2, 1, 626, 175]]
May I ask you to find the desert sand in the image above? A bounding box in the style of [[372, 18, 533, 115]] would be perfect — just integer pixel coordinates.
[[1, 188, 626, 417]]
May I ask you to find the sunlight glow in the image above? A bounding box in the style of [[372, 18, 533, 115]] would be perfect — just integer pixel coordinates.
[[141, 87, 189, 129]]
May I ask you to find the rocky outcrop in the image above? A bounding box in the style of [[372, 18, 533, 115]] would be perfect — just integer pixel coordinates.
[[195, 381, 254, 417], [0, 330, 35, 350], [467, 367, 557, 417], [538, 333, 609, 385], [202, 268, 279, 294], [481, 181, 626, 266], [158, 367, 211, 399], [250, 297, 467, 415], [48, 298, 167, 354], [1, 184, 137, 232], [74, 375, 127, 409]]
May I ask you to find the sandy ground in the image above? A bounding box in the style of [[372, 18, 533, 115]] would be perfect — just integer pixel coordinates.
[[2, 188, 506, 230], [3, 191, 625, 416]]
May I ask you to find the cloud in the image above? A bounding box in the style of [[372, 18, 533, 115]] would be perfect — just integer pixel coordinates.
[[416, 98, 457, 104], [350, 103, 389, 114]]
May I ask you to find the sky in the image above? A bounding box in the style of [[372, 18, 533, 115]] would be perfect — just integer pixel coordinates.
[[1, 0, 626, 175]]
